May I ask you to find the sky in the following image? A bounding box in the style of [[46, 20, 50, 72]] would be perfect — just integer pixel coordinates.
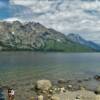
[[0, 0, 100, 43]]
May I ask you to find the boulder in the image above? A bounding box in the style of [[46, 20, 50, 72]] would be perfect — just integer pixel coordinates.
[[80, 86, 85, 90], [37, 95, 44, 100], [95, 95, 100, 100], [94, 75, 100, 81], [51, 95, 60, 100], [60, 87, 66, 93], [75, 95, 81, 100], [68, 84, 72, 89], [95, 86, 100, 94], [36, 80, 52, 91]]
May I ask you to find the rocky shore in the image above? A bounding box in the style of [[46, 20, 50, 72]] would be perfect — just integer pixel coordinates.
[[1, 78, 100, 100]]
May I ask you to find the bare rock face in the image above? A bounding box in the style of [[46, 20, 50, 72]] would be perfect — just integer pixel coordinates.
[[36, 80, 52, 91], [0, 21, 67, 51], [0, 21, 93, 52]]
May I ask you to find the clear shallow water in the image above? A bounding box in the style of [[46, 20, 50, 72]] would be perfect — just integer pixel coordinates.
[[0, 52, 100, 89]]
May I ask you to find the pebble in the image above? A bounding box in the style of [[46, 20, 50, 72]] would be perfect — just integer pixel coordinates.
[[60, 87, 65, 93], [68, 85, 72, 88]]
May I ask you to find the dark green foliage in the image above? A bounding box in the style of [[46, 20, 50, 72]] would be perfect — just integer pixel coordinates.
[[42, 39, 94, 52]]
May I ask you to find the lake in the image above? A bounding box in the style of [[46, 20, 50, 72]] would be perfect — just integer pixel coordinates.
[[0, 52, 100, 90]]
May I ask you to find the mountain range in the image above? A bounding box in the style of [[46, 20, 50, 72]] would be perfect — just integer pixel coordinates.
[[67, 33, 100, 51], [0, 21, 99, 52]]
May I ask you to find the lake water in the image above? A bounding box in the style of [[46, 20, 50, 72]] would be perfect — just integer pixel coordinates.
[[0, 52, 100, 89]]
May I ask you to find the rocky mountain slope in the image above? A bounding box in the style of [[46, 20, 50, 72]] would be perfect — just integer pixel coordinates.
[[0, 21, 94, 52], [67, 33, 100, 51]]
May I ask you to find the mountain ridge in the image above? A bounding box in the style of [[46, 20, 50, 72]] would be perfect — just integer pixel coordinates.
[[0, 21, 95, 52], [67, 33, 100, 51]]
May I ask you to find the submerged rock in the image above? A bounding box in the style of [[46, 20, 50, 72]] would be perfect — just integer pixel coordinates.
[[58, 79, 66, 84], [94, 75, 100, 81]]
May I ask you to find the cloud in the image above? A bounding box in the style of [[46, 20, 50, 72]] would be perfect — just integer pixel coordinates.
[[7, 0, 100, 43], [3, 17, 23, 22]]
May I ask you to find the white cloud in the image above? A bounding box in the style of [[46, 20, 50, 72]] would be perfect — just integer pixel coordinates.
[[10, 0, 34, 6], [8, 0, 100, 43], [3, 17, 23, 22]]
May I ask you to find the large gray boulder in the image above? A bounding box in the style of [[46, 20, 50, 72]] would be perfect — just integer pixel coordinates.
[[95, 86, 100, 94], [36, 80, 52, 91]]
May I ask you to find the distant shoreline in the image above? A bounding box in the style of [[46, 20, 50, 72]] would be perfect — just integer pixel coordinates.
[[0, 49, 98, 53]]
